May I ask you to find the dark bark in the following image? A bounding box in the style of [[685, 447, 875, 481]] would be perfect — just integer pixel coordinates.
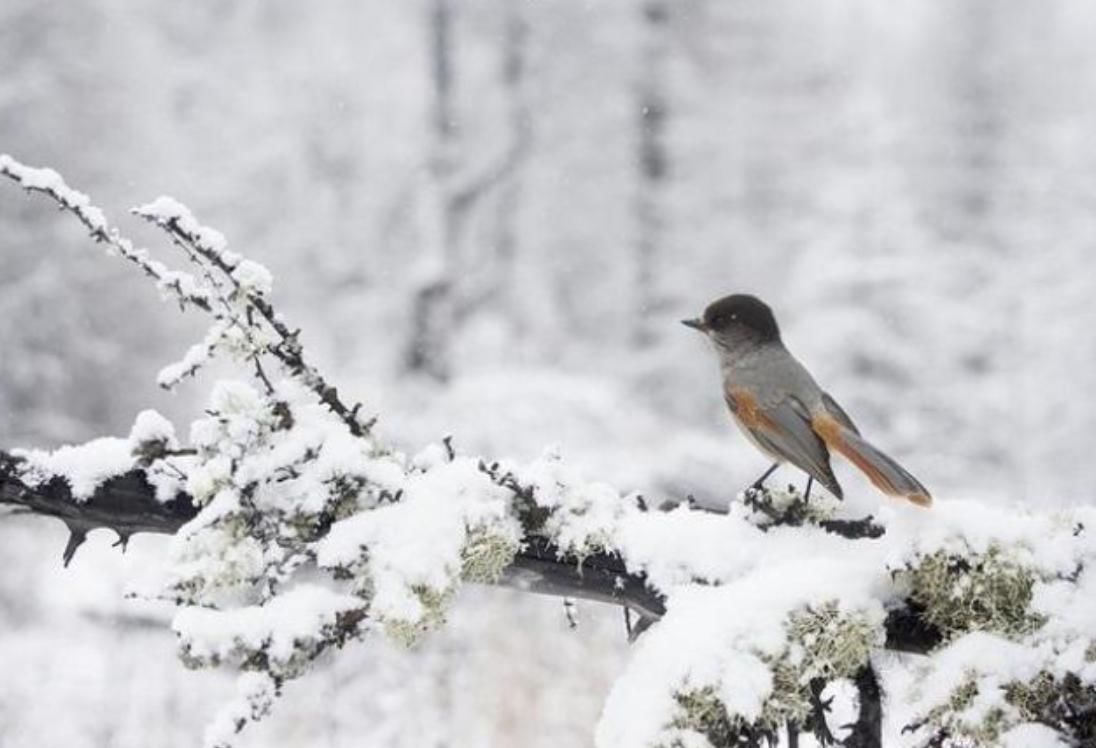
[[0, 452, 196, 565], [845, 666, 883, 748]]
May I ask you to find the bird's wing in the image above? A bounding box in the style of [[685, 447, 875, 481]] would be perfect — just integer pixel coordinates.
[[730, 389, 842, 498], [821, 392, 860, 435]]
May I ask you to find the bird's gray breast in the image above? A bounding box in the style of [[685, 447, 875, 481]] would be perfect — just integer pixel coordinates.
[[720, 344, 823, 410]]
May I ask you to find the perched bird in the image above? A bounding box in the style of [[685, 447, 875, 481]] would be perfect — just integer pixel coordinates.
[[683, 294, 931, 506]]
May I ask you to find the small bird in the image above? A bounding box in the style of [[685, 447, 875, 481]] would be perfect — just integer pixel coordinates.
[[683, 294, 931, 507]]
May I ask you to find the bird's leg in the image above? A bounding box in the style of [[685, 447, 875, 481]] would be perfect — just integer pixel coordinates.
[[743, 463, 782, 521], [803, 476, 814, 502], [751, 463, 780, 491]]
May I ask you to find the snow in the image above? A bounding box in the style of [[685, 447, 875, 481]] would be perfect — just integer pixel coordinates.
[[203, 672, 277, 748], [509, 448, 631, 556], [173, 583, 362, 667], [879, 498, 1094, 577], [1001, 723, 1069, 748], [231, 259, 274, 296], [14, 349, 1095, 745], [129, 409, 178, 448], [6, 5, 1096, 744], [14, 437, 136, 501], [317, 457, 518, 625], [596, 561, 885, 747], [905, 632, 1039, 719], [133, 196, 228, 255], [0, 153, 108, 234]]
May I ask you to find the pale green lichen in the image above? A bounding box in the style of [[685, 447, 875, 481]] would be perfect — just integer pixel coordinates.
[[901, 545, 1045, 639], [1005, 671, 1096, 743], [1005, 671, 1058, 721], [916, 673, 1012, 747], [382, 585, 452, 647], [768, 487, 839, 523], [667, 602, 879, 743], [912, 670, 1078, 747], [759, 603, 879, 726], [669, 687, 754, 747], [460, 529, 519, 584]]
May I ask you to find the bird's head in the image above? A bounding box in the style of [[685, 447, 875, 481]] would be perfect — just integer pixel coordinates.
[[681, 294, 781, 353]]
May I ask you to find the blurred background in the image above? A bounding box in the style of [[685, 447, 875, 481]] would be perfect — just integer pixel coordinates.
[[2, 0, 1096, 745]]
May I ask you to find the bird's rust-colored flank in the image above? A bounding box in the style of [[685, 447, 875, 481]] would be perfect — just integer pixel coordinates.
[[725, 388, 770, 429], [812, 414, 932, 507]]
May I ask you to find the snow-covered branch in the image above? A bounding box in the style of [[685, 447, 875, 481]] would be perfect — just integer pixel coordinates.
[[2, 157, 1095, 748]]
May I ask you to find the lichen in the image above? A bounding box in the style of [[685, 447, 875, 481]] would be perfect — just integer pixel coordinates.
[[914, 673, 1011, 747], [460, 528, 519, 584], [739, 486, 840, 532], [670, 687, 764, 747], [1005, 671, 1058, 720], [759, 602, 878, 727], [900, 545, 1045, 639], [1005, 671, 1096, 744], [382, 585, 452, 647], [667, 603, 878, 743]]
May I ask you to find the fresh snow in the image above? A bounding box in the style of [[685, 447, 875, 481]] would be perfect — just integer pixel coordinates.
[[129, 409, 178, 448], [0, 153, 108, 234], [133, 196, 228, 255], [14, 437, 136, 501], [173, 584, 362, 667], [231, 259, 274, 296]]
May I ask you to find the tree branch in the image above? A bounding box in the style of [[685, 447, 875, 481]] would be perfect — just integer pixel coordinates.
[[844, 665, 883, 748], [0, 449, 942, 661], [0, 452, 195, 564]]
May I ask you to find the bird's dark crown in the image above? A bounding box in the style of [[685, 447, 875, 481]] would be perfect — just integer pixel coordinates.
[[702, 294, 781, 341]]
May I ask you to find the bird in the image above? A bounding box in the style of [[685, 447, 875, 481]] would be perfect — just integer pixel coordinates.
[[682, 293, 931, 507]]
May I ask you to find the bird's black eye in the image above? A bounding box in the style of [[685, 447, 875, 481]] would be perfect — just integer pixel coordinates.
[[710, 314, 723, 328]]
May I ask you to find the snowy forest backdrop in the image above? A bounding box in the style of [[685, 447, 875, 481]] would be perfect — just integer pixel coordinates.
[[2, 1, 1096, 746]]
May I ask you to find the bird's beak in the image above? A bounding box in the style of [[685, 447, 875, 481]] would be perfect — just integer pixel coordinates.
[[681, 318, 707, 332]]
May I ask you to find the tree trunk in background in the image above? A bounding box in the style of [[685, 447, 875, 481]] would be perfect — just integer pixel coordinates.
[[491, 0, 530, 336], [406, 0, 459, 382], [407, 0, 534, 379], [633, 0, 670, 349]]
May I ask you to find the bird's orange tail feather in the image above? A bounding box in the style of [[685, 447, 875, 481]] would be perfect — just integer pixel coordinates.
[[813, 416, 932, 507]]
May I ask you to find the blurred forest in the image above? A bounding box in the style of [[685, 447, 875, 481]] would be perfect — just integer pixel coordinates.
[[2, 0, 1096, 746]]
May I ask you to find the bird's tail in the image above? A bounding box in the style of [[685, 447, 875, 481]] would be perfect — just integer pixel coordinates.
[[814, 417, 932, 507]]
